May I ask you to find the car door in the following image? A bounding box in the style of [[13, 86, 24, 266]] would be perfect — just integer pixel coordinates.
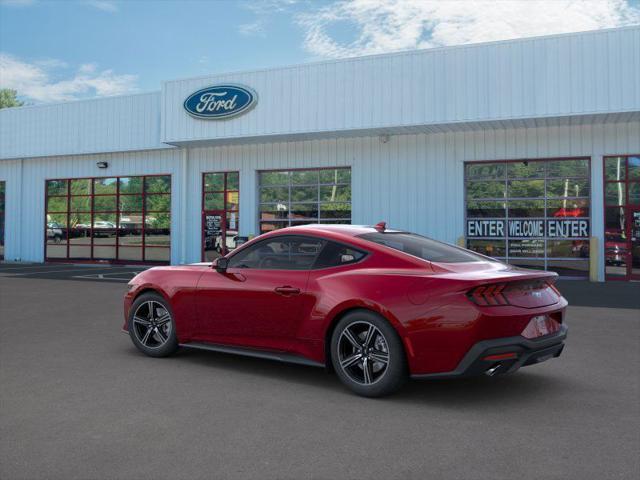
[[194, 235, 326, 351]]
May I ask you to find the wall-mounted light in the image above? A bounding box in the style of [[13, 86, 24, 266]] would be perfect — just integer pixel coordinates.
[[96, 161, 108, 169], [379, 134, 390, 144]]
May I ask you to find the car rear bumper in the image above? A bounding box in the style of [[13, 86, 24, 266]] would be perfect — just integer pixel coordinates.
[[411, 324, 567, 379]]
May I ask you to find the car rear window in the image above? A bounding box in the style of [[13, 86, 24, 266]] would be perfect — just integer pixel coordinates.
[[358, 232, 489, 263]]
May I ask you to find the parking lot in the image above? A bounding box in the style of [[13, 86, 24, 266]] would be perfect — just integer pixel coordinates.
[[0, 264, 639, 480]]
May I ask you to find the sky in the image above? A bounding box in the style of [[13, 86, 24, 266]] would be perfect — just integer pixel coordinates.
[[1, 0, 639, 104]]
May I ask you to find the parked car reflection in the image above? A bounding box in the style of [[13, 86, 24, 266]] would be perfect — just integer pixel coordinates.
[[46, 222, 64, 243]]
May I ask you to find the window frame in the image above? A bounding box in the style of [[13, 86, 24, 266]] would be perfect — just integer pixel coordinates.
[[257, 167, 352, 234], [464, 157, 592, 277], [602, 154, 640, 281], [0, 180, 5, 261], [226, 234, 329, 271], [201, 171, 240, 261], [44, 174, 171, 264]]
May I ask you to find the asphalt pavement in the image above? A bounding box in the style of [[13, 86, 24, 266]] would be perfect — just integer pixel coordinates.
[[0, 271, 638, 480]]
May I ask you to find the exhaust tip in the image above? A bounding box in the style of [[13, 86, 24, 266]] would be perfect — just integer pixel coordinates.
[[485, 364, 502, 377]]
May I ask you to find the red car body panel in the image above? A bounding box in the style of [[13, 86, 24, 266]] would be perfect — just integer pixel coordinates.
[[124, 225, 567, 376]]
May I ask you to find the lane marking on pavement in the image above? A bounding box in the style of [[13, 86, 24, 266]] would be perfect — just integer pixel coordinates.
[[71, 271, 141, 281], [2, 267, 134, 277], [0, 266, 69, 272]]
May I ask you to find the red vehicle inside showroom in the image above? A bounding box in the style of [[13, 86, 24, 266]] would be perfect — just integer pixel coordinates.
[[123, 223, 567, 397]]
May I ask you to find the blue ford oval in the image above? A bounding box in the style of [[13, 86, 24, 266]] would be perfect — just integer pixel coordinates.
[[183, 84, 257, 119]]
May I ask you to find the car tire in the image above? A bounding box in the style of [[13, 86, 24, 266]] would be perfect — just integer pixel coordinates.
[[128, 292, 179, 358], [331, 310, 407, 397]]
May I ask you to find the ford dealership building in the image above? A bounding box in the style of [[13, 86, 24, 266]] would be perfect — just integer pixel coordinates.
[[1, 26, 639, 281]]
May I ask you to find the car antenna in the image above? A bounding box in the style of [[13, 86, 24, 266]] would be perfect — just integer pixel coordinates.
[[374, 221, 386, 232]]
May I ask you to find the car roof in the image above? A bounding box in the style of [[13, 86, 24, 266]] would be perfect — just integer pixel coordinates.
[[231, 224, 433, 269], [259, 224, 405, 241]]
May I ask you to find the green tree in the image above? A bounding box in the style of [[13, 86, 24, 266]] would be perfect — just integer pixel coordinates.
[[0, 89, 24, 109]]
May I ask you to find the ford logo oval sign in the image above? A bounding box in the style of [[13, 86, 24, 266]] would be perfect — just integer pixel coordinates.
[[183, 84, 257, 120]]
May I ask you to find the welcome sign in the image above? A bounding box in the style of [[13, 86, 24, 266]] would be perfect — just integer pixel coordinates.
[[184, 84, 257, 119], [467, 219, 589, 238]]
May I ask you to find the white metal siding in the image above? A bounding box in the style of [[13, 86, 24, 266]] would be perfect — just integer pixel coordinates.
[[0, 159, 22, 261], [0, 92, 169, 160], [0, 149, 183, 263], [162, 27, 640, 144], [182, 121, 639, 282], [1, 120, 638, 280]]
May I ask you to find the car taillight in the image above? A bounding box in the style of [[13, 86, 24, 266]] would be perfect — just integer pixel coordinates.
[[467, 283, 510, 306], [545, 278, 561, 296]]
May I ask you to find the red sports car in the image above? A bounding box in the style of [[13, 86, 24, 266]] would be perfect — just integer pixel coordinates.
[[123, 223, 568, 397]]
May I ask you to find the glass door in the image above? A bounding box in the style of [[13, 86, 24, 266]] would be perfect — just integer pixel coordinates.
[[202, 211, 226, 261], [0, 181, 5, 260], [631, 208, 640, 280], [604, 155, 640, 281], [202, 172, 239, 262]]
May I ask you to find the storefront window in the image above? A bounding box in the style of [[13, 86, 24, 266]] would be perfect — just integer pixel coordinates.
[[45, 175, 171, 263], [603, 155, 640, 280], [258, 167, 351, 233], [464, 158, 591, 277], [202, 171, 240, 262], [0, 181, 5, 260]]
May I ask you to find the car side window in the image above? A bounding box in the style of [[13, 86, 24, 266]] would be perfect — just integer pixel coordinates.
[[313, 241, 367, 269], [228, 236, 326, 270]]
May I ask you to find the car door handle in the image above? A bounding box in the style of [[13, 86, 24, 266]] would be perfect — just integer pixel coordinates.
[[274, 286, 301, 296]]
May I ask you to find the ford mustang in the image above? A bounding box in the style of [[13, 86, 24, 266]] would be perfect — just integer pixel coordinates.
[[123, 223, 568, 397]]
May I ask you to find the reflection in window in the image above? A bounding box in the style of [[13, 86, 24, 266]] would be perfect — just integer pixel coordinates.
[[605, 183, 625, 206], [258, 168, 351, 233], [466, 201, 506, 218], [465, 163, 506, 180], [630, 183, 640, 205], [507, 180, 544, 198], [546, 179, 590, 198], [466, 240, 506, 258], [603, 155, 640, 279], [465, 158, 590, 277], [466, 181, 505, 199], [508, 240, 545, 258], [546, 240, 589, 258], [202, 171, 240, 261], [547, 199, 589, 218], [508, 200, 545, 218], [604, 157, 626, 181], [629, 156, 640, 180], [45, 175, 171, 263], [507, 161, 545, 179]]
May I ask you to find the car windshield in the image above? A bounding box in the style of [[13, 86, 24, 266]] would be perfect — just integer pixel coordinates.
[[358, 232, 490, 264]]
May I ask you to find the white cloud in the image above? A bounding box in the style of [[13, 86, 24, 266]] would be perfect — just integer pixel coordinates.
[[238, 19, 266, 36], [83, 0, 118, 13], [34, 58, 69, 69], [0, 53, 138, 103], [242, 0, 299, 15], [297, 0, 640, 58], [78, 63, 97, 74], [238, 0, 300, 36]]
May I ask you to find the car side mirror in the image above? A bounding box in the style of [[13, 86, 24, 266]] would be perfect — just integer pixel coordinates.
[[214, 257, 229, 273]]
